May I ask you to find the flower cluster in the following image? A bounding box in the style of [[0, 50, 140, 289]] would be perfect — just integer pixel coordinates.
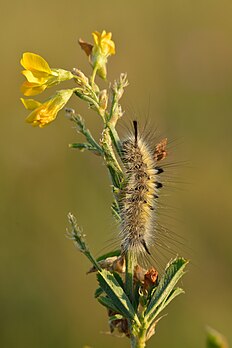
[[20, 30, 115, 127]]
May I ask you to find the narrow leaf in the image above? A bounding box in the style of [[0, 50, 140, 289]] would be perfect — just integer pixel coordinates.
[[95, 287, 103, 298], [161, 287, 185, 310], [145, 257, 188, 324], [69, 143, 94, 150], [148, 287, 184, 326], [112, 271, 125, 290], [109, 314, 124, 322], [98, 295, 121, 313], [97, 269, 140, 325], [111, 202, 121, 222], [96, 250, 121, 262]]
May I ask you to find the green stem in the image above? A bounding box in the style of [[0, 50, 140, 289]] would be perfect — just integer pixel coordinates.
[[74, 90, 99, 111], [125, 251, 148, 347], [108, 123, 123, 158], [83, 249, 101, 271], [125, 250, 136, 303], [72, 114, 103, 155], [68, 213, 101, 271], [131, 327, 147, 348], [101, 127, 124, 189], [90, 65, 98, 87], [109, 90, 117, 120]]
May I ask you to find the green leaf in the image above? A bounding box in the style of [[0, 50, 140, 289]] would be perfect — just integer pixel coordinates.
[[96, 250, 121, 262], [162, 287, 185, 310], [112, 271, 125, 290], [145, 257, 188, 325], [95, 287, 103, 298], [133, 282, 141, 311], [111, 201, 121, 222], [109, 314, 124, 322], [70, 112, 103, 155], [69, 143, 96, 151], [97, 269, 140, 325], [148, 287, 184, 327], [206, 327, 229, 348], [98, 295, 122, 313]]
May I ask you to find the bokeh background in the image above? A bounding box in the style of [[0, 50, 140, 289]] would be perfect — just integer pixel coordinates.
[[1, 1, 232, 347]]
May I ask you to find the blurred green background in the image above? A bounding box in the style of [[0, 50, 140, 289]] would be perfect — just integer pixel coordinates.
[[1, 0, 232, 347]]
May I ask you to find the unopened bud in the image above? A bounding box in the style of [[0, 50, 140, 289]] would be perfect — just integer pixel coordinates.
[[65, 108, 75, 120], [117, 105, 124, 119], [72, 68, 89, 86], [99, 89, 108, 111]]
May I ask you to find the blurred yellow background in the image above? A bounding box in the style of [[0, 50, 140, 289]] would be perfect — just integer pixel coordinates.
[[1, 0, 232, 347]]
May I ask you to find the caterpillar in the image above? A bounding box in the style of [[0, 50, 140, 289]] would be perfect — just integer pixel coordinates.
[[119, 120, 167, 258]]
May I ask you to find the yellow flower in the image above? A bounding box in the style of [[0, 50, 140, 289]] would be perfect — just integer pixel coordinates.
[[21, 52, 74, 96], [92, 30, 115, 57], [79, 30, 115, 80], [21, 89, 74, 127]]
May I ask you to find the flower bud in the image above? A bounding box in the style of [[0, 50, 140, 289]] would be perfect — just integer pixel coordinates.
[[79, 30, 115, 80], [72, 68, 89, 86], [99, 89, 108, 111]]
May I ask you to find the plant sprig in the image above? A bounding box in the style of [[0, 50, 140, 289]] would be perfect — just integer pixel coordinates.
[[20, 30, 189, 348]]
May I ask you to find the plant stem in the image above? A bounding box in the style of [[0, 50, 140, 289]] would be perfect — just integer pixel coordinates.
[[125, 250, 136, 303], [74, 90, 100, 111], [90, 65, 98, 87], [71, 114, 103, 154], [108, 122, 122, 158], [101, 127, 124, 189], [131, 327, 147, 348], [126, 251, 147, 348]]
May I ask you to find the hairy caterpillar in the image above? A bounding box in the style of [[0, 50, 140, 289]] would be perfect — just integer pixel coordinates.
[[119, 120, 167, 258]]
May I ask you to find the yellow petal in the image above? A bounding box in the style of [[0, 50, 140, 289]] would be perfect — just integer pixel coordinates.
[[26, 111, 41, 127], [25, 89, 74, 127], [21, 69, 51, 83], [92, 31, 101, 46], [20, 52, 52, 74], [21, 70, 46, 83], [103, 40, 115, 55], [21, 82, 47, 96], [102, 31, 111, 40], [21, 98, 41, 110]]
